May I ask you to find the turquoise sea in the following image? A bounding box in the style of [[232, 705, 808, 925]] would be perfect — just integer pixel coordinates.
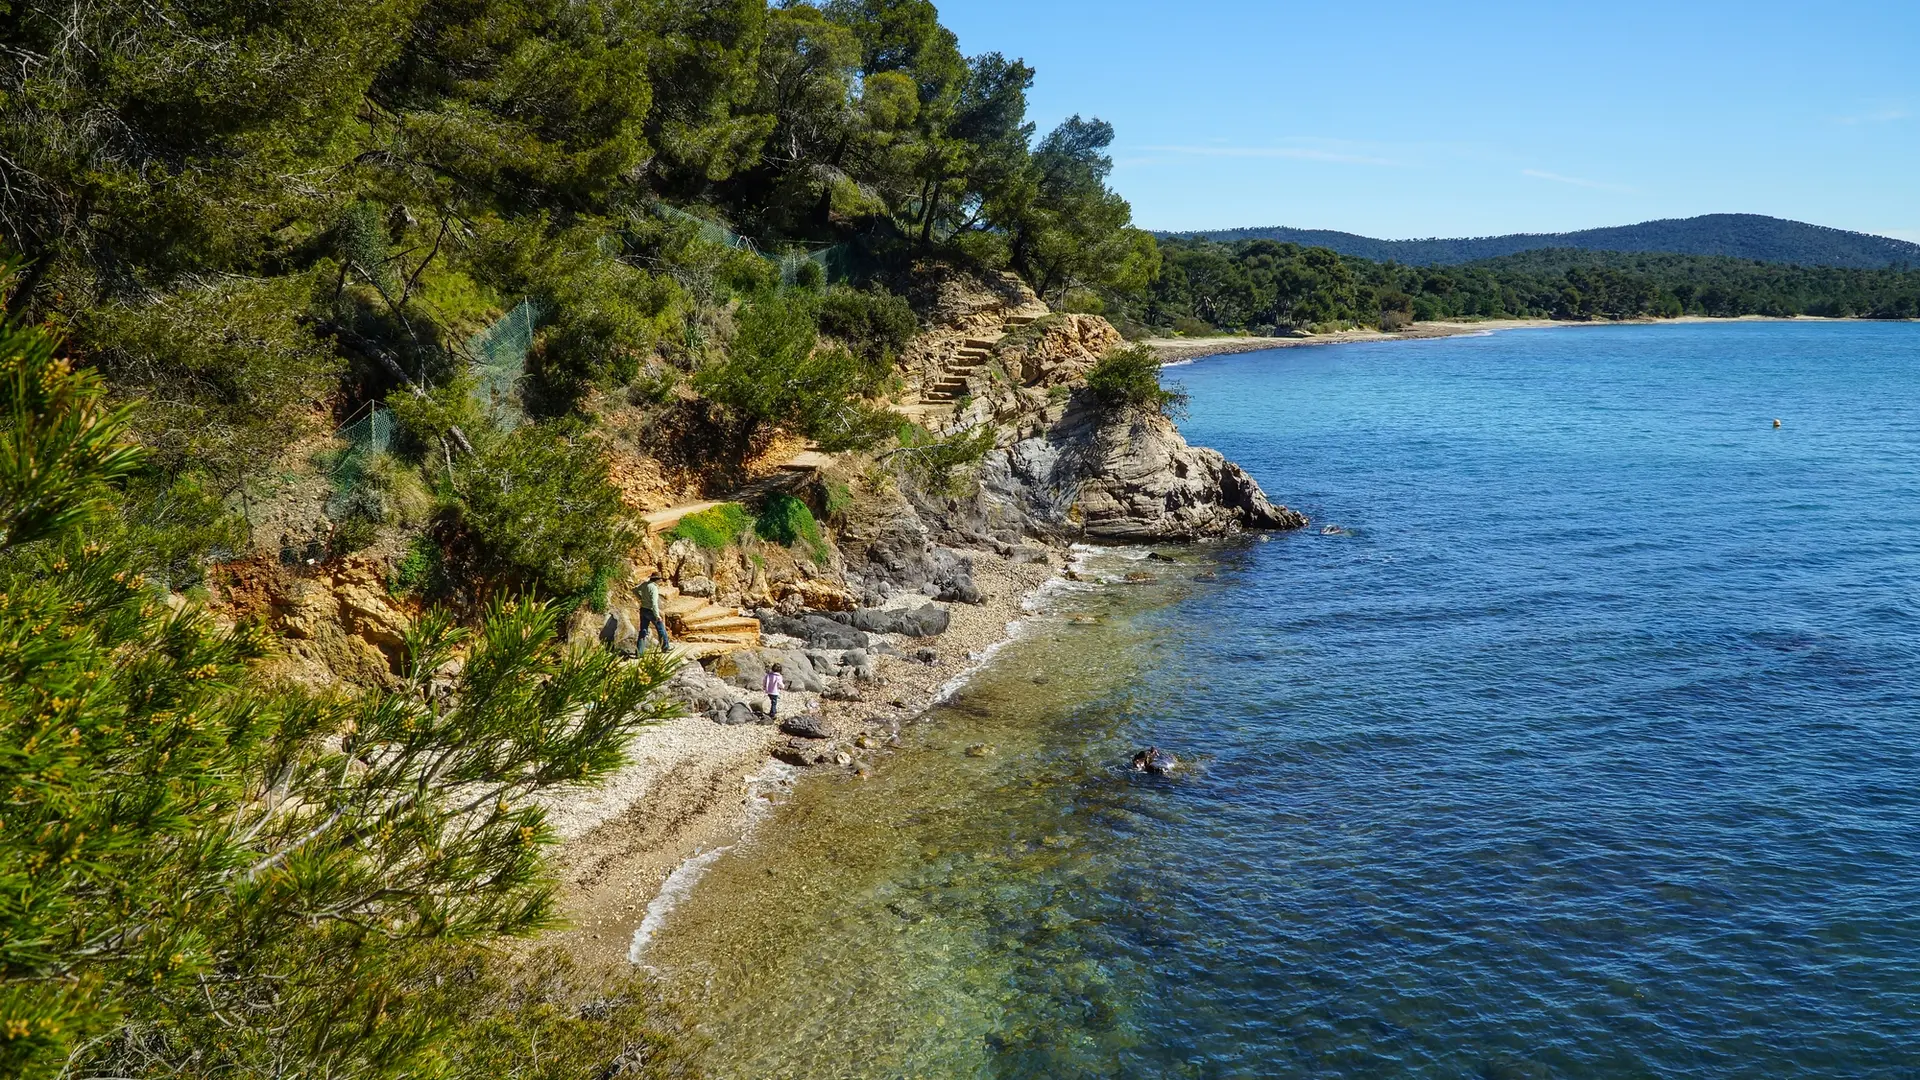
[[648, 322, 1920, 1078]]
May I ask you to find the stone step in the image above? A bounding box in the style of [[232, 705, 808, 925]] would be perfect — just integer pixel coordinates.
[[671, 602, 739, 626], [1004, 314, 1038, 326], [779, 449, 834, 472], [659, 594, 708, 618], [680, 606, 751, 628], [683, 616, 761, 636], [674, 641, 749, 663], [962, 337, 999, 350], [678, 628, 762, 646]]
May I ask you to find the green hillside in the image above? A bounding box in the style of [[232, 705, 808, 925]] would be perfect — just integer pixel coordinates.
[[1172, 214, 1920, 270]]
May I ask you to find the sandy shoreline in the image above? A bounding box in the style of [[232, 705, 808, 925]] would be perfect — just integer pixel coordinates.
[[1145, 314, 1883, 364], [546, 545, 1064, 974], [1144, 319, 1558, 362]]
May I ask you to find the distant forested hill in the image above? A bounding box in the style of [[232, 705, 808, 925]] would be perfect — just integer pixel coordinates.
[[1145, 237, 1920, 333], [1170, 215, 1920, 270]]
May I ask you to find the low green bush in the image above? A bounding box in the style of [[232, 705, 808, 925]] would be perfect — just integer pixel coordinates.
[[1084, 344, 1188, 419], [889, 422, 998, 493], [821, 479, 855, 518], [389, 534, 444, 598], [818, 285, 917, 391], [666, 502, 751, 551], [694, 288, 862, 448], [755, 493, 827, 562], [454, 424, 637, 595]]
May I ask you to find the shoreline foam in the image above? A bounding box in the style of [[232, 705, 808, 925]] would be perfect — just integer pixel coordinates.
[[547, 543, 1068, 973]]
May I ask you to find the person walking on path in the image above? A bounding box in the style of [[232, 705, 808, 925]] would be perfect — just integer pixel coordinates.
[[637, 572, 671, 652], [763, 663, 785, 719]]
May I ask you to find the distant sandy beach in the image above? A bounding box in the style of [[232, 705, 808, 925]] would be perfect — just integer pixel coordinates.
[[1145, 314, 1878, 364]]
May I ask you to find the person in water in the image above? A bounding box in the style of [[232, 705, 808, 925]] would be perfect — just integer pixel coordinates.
[[763, 663, 785, 719], [636, 572, 671, 652], [1132, 747, 1177, 775]]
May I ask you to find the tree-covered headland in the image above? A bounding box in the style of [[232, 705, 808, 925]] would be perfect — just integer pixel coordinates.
[[1148, 238, 1920, 335]]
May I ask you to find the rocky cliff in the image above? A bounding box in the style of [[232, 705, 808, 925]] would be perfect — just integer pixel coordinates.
[[979, 400, 1307, 541], [899, 270, 1307, 542]]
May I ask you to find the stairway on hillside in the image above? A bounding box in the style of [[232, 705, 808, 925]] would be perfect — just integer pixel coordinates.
[[919, 312, 1040, 405]]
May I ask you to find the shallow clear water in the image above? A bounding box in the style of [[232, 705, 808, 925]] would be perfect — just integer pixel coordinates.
[[649, 322, 1920, 1078]]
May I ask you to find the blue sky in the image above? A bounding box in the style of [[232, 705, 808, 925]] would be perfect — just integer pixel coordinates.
[[936, 0, 1920, 240]]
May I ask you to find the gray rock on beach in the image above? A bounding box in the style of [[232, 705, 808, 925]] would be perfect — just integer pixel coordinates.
[[827, 603, 952, 639], [780, 715, 830, 740]]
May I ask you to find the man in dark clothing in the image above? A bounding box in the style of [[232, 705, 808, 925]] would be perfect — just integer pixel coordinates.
[[637, 572, 671, 652]]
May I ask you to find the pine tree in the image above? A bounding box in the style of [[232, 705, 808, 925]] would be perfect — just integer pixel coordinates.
[[0, 262, 680, 1078]]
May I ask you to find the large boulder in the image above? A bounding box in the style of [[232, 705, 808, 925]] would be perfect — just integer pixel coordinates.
[[979, 399, 1307, 541], [715, 648, 827, 693], [830, 603, 952, 638], [754, 610, 872, 650], [599, 603, 640, 658]]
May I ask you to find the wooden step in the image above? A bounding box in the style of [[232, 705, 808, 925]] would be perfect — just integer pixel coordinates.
[[642, 500, 724, 535]]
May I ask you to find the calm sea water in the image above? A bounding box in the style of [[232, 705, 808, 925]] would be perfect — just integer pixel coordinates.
[[649, 322, 1920, 1078]]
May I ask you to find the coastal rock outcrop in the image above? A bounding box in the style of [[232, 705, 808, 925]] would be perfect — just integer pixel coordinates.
[[978, 399, 1307, 541]]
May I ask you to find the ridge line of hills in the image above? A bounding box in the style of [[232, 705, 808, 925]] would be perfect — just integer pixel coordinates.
[[1164, 214, 1920, 270]]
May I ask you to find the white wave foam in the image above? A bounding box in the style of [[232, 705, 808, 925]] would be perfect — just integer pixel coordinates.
[[627, 760, 798, 964]]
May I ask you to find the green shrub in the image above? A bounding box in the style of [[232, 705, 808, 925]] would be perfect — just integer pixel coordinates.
[[755, 492, 827, 562], [455, 424, 636, 595], [822, 479, 855, 518], [80, 273, 342, 493], [389, 534, 444, 598], [324, 449, 434, 556], [889, 422, 998, 492], [1084, 344, 1188, 419], [666, 502, 751, 551], [0, 297, 683, 1079], [694, 288, 862, 447], [818, 285, 918, 391]]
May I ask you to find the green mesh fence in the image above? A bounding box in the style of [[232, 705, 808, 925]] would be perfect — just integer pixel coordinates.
[[467, 299, 544, 425], [647, 201, 857, 284], [334, 404, 393, 460], [321, 405, 394, 544], [651, 201, 752, 251]]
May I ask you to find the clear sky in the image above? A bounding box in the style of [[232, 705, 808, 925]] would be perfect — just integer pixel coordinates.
[[935, 0, 1920, 240]]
